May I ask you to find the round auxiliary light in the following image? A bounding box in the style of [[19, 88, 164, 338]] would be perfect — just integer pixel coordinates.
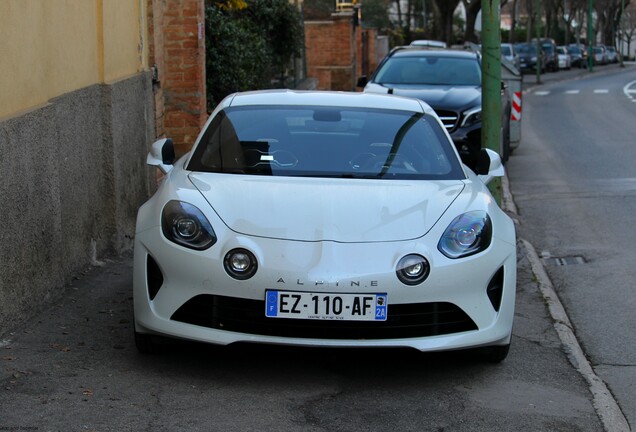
[[396, 254, 430, 286], [224, 249, 258, 280]]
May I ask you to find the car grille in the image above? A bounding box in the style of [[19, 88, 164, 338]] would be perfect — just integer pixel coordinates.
[[171, 295, 478, 340], [434, 109, 459, 132]]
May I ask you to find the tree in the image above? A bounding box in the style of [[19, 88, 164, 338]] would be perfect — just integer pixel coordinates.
[[462, 0, 482, 42], [361, 0, 393, 30], [302, 0, 333, 20], [205, 0, 304, 108], [433, 0, 461, 44], [619, 5, 636, 58], [242, 0, 304, 80]]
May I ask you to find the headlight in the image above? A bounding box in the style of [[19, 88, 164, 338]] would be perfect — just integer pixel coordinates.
[[438, 211, 492, 259], [531, 56, 537, 62], [161, 201, 216, 250], [460, 107, 481, 127]]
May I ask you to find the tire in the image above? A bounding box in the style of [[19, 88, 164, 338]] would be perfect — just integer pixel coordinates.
[[134, 330, 158, 354]]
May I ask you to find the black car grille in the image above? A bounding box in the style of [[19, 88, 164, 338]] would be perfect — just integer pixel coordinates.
[[434, 109, 459, 132], [171, 295, 478, 340]]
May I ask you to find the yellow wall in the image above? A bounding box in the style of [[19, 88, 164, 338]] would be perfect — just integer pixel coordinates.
[[0, 0, 148, 119]]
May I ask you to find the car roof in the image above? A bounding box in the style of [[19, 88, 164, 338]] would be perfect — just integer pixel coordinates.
[[225, 89, 433, 114], [409, 40, 447, 48], [388, 47, 480, 60]]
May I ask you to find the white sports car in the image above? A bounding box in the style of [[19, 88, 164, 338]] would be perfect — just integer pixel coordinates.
[[133, 90, 516, 361]]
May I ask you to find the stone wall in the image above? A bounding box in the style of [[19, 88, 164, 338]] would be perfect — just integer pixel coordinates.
[[0, 73, 154, 333]]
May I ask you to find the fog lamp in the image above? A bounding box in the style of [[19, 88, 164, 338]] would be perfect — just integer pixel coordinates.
[[224, 249, 258, 280], [396, 254, 430, 285]]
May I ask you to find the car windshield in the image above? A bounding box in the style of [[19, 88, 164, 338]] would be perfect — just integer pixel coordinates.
[[501, 45, 512, 56], [187, 105, 465, 180], [517, 44, 537, 55], [373, 56, 481, 86]]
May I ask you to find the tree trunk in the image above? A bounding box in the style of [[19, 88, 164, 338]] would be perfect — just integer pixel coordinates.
[[463, 0, 481, 43], [433, 0, 461, 45], [509, 0, 518, 43]]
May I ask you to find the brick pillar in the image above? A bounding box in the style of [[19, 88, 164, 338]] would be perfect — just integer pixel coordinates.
[[149, 0, 207, 157]]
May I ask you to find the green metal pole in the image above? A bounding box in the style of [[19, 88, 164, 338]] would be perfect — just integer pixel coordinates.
[[535, 0, 542, 84], [481, 0, 502, 203], [588, 0, 594, 72]]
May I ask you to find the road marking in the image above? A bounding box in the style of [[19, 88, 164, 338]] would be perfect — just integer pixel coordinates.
[[593, 89, 609, 94], [521, 240, 631, 432], [565, 90, 580, 94], [534, 91, 550, 96], [623, 80, 636, 99]]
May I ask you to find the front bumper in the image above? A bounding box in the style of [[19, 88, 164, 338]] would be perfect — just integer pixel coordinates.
[[133, 217, 516, 352]]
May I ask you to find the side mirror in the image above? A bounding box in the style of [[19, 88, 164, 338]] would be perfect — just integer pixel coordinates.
[[147, 138, 175, 174], [356, 76, 368, 88], [475, 148, 505, 185]]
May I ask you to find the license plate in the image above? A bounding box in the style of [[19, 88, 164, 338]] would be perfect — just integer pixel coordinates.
[[265, 290, 387, 321]]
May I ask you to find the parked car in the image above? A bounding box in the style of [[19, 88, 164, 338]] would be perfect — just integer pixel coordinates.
[[357, 47, 512, 166], [593, 45, 608, 65], [133, 90, 517, 362], [567, 43, 588, 68], [605, 46, 619, 63], [501, 43, 520, 70], [536, 38, 558, 72], [516, 42, 545, 73], [557, 46, 572, 70]]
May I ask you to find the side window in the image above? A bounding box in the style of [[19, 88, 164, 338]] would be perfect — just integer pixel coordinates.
[[189, 111, 244, 172]]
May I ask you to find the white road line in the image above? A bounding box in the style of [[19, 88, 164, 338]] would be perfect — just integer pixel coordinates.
[[534, 91, 550, 96], [623, 80, 636, 99], [594, 89, 609, 94], [565, 90, 580, 94], [522, 240, 631, 432]]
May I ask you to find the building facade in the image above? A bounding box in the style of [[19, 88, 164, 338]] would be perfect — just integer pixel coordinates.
[[0, 0, 155, 331]]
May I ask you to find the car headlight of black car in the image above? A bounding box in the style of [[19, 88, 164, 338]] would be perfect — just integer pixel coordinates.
[[161, 200, 217, 250], [438, 211, 492, 259], [460, 107, 482, 128]]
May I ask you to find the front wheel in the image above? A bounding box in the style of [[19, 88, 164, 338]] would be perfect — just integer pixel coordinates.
[[134, 329, 158, 354]]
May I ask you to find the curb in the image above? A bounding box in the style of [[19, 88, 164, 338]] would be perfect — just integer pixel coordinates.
[[502, 176, 630, 432]]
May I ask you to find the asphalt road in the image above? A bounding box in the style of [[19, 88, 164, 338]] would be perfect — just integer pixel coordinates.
[[0, 64, 629, 432], [508, 61, 636, 430], [0, 245, 604, 432]]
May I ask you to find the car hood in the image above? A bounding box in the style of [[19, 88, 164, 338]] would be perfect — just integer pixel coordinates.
[[518, 52, 536, 60], [365, 83, 481, 112], [189, 174, 465, 242]]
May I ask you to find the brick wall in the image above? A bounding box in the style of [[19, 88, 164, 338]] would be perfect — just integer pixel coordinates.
[[305, 12, 360, 91], [148, 0, 207, 156], [305, 12, 385, 91]]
